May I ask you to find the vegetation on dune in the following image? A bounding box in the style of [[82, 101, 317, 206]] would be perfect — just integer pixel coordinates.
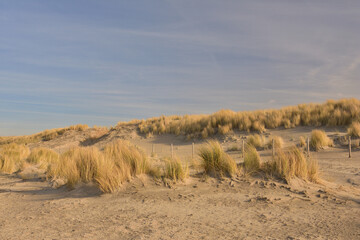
[[47, 140, 152, 193], [299, 136, 306, 147], [123, 98, 360, 139], [198, 140, 238, 177], [0, 143, 30, 173], [347, 122, 360, 138], [264, 146, 319, 183], [243, 144, 261, 173], [27, 147, 60, 170], [163, 157, 188, 182], [266, 136, 284, 149], [246, 134, 265, 149], [0, 124, 89, 145], [310, 130, 333, 151]]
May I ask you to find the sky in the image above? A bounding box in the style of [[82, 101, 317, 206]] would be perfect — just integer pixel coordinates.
[[1, 0, 360, 136]]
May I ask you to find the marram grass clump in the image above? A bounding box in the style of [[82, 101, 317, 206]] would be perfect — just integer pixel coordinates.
[[27, 147, 59, 170], [243, 144, 261, 173], [246, 134, 265, 149], [198, 140, 237, 177], [0, 143, 30, 173], [347, 122, 360, 138], [47, 140, 152, 193], [163, 157, 188, 182], [265, 147, 319, 183], [310, 130, 333, 151], [266, 136, 284, 149]]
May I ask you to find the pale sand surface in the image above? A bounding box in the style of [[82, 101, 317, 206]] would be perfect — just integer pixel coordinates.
[[1, 126, 360, 239]]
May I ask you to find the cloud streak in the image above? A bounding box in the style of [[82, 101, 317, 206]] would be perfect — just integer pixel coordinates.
[[1, 0, 360, 135]]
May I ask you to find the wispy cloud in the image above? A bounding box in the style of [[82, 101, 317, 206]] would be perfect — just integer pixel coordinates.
[[1, 0, 360, 135]]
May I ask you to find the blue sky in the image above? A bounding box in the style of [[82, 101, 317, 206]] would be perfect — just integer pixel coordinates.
[[1, 0, 360, 135]]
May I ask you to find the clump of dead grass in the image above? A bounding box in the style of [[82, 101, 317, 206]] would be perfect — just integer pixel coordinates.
[[47, 140, 152, 193], [0, 143, 30, 173], [198, 140, 237, 177], [246, 134, 265, 149], [299, 136, 306, 147], [163, 157, 188, 181], [265, 147, 319, 182], [266, 136, 284, 149], [310, 130, 333, 151], [27, 147, 59, 170], [347, 122, 360, 138], [243, 144, 261, 173]]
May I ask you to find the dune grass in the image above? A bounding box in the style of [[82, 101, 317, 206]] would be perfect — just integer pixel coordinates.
[[130, 98, 360, 139], [265, 147, 319, 182], [47, 140, 152, 193], [347, 122, 360, 138], [0, 124, 89, 145], [243, 144, 261, 173], [0, 143, 30, 173], [27, 147, 59, 170], [246, 134, 265, 149], [198, 140, 237, 177], [310, 130, 333, 151], [266, 136, 284, 149], [163, 157, 188, 181], [299, 136, 306, 147]]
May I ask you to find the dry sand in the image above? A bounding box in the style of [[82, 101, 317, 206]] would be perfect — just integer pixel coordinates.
[[1, 126, 360, 239]]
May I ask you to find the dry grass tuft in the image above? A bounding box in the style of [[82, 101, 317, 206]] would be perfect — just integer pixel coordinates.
[[27, 148, 59, 170], [347, 122, 360, 138], [198, 140, 237, 177], [265, 147, 318, 182], [246, 134, 265, 149], [47, 140, 151, 193], [310, 130, 333, 151], [164, 157, 188, 181], [103, 139, 149, 176], [243, 144, 261, 173], [299, 136, 306, 147], [0, 143, 30, 173], [266, 136, 284, 149]]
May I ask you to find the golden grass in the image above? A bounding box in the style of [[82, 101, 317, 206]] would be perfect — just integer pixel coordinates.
[[266, 136, 284, 149], [347, 122, 360, 138], [265, 147, 319, 182], [103, 139, 149, 176], [0, 124, 89, 145], [47, 140, 151, 193], [130, 98, 360, 138], [243, 144, 261, 173], [299, 136, 306, 147], [310, 130, 333, 151], [164, 157, 188, 181], [246, 134, 265, 149], [0, 143, 30, 173], [198, 140, 237, 177], [27, 147, 59, 170]]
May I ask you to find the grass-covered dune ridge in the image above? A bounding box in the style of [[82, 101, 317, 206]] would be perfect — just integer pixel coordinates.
[[0, 124, 89, 145], [127, 98, 360, 138]]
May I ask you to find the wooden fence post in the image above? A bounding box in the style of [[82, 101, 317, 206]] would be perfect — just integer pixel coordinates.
[[242, 139, 245, 158], [349, 136, 352, 158], [192, 142, 195, 159], [307, 137, 310, 157], [171, 143, 174, 159], [152, 144, 155, 155]]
